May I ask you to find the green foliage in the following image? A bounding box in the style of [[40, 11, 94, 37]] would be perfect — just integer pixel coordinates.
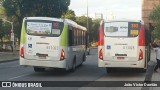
[[0, 19, 11, 46], [76, 16, 93, 28], [91, 19, 101, 41], [61, 10, 76, 21], [149, 4, 160, 39], [2, 0, 70, 18], [0, 6, 5, 17], [75, 16, 101, 42], [0, 19, 4, 41]]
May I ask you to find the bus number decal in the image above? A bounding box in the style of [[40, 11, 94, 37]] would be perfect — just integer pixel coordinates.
[[53, 22, 59, 29], [123, 46, 134, 50], [130, 30, 139, 35], [131, 24, 138, 28], [46, 46, 59, 50]]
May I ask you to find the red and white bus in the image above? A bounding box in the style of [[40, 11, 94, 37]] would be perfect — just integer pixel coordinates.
[[98, 20, 151, 72]]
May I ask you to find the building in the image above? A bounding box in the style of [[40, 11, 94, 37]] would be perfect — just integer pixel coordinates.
[[142, 0, 160, 30]]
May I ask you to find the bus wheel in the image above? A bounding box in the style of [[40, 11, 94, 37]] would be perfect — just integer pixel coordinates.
[[83, 54, 86, 62], [80, 54, 86, 66], [34, 67, 45, 72], [71, 60, 76, 72]]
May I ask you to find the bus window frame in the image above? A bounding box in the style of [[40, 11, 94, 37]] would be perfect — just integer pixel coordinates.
[[103, 22, 141, 37], [25, 20, 64, 37]]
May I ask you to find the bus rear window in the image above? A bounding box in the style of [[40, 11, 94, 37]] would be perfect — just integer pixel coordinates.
[[104, 22, 141, 37], [25, 20, 64, 36]]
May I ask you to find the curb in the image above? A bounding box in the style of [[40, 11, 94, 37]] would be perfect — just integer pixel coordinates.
[[0, 59, 18, 63]]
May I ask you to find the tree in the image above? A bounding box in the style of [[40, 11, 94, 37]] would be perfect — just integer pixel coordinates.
[[0, 19, 11, 47], [0, 19, 4, 46], [1, 0, 70, 41], [91, 19, 101, 42], [75, 16, 101, 42], [61, 10, 76, 21], [149, 4, 160, 39], [76, 16, 93, 42], [0, 5, 6, 18]]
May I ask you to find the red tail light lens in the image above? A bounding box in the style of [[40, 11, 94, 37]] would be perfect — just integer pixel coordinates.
[[99, 48, 103, 60], [138, 25, 145, 46], [60, 49, 65, 60], [139, 49, 143, 60], [98, 21, 104, 46], [20, 47, 24, 58]]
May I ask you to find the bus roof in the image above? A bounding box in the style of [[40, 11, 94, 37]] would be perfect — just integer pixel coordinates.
[[104, 19, 144, 24], [23, 17, 64, 22], [64, 19, 87, 31], [24, 17, 87, 31]]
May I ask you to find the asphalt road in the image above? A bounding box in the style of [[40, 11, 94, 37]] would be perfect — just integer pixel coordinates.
[[0, 48, 160, 90]]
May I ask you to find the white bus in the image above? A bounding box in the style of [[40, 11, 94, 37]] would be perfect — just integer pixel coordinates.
[[98, 20, 151, 73], [20, 17, 87, 72]]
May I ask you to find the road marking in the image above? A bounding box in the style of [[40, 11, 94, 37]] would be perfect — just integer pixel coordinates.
[[8, 74, 30, 80]]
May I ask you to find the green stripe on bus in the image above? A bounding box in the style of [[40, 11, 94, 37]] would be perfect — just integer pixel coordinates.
[[20, 21, 26, 44], [60, 24, 68, 46]]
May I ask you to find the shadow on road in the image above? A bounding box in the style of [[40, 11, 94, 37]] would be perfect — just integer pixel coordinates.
[[103, 68, 145, 79]]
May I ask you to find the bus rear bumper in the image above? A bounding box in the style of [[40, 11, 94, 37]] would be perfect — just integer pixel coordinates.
[[20, 58, 66, 69], [98, 59, 145, 68]]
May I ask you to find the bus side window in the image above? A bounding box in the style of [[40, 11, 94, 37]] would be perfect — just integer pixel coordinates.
[[76, 29, 78, 45], [72, 28, 74, 46], [84, 32, 86, 45], [74, 29, 77, 46], [68, 27, 73, 46], [82, 31, 84, 45], [79, 30, 81, 45]]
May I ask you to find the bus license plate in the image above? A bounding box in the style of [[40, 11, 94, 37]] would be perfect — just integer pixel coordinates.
[[117, 57, 124, 60]]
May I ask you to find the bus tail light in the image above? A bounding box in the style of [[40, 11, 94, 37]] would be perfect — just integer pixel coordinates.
[[99, 48, 103, 60], [98, 21, 104, 46], [60, 49, 65, 60], [20, 47, 24, 58], [138, 25, 145, 46], [139, 49, 143, 60]]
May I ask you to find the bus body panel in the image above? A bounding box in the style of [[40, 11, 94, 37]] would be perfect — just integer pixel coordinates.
[[20, 57, 67, 68], [98, 46, 146, 68], [20, 44, 68, 69], [98, 20, 149, 69], [20, 17, 87, 70], [25, 35, 60, 60], [104, 37, 138, 61]]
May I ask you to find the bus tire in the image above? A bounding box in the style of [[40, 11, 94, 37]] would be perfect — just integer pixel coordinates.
[[71, 58, 76, 72], [84, 54, 86, 61], [80, 54, 85, 66], [34, 67, 45, 72]]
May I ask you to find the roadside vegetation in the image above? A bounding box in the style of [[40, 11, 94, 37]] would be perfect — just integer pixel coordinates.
[[149, 4, 160, 40]]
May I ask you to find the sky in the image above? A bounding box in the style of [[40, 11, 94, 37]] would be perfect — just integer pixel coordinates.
[[69, 0, 142, 20]]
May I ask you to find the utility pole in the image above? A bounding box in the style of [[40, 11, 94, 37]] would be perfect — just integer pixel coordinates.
[[86, 0, 89, 49], [87, 0, 89, 32]]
